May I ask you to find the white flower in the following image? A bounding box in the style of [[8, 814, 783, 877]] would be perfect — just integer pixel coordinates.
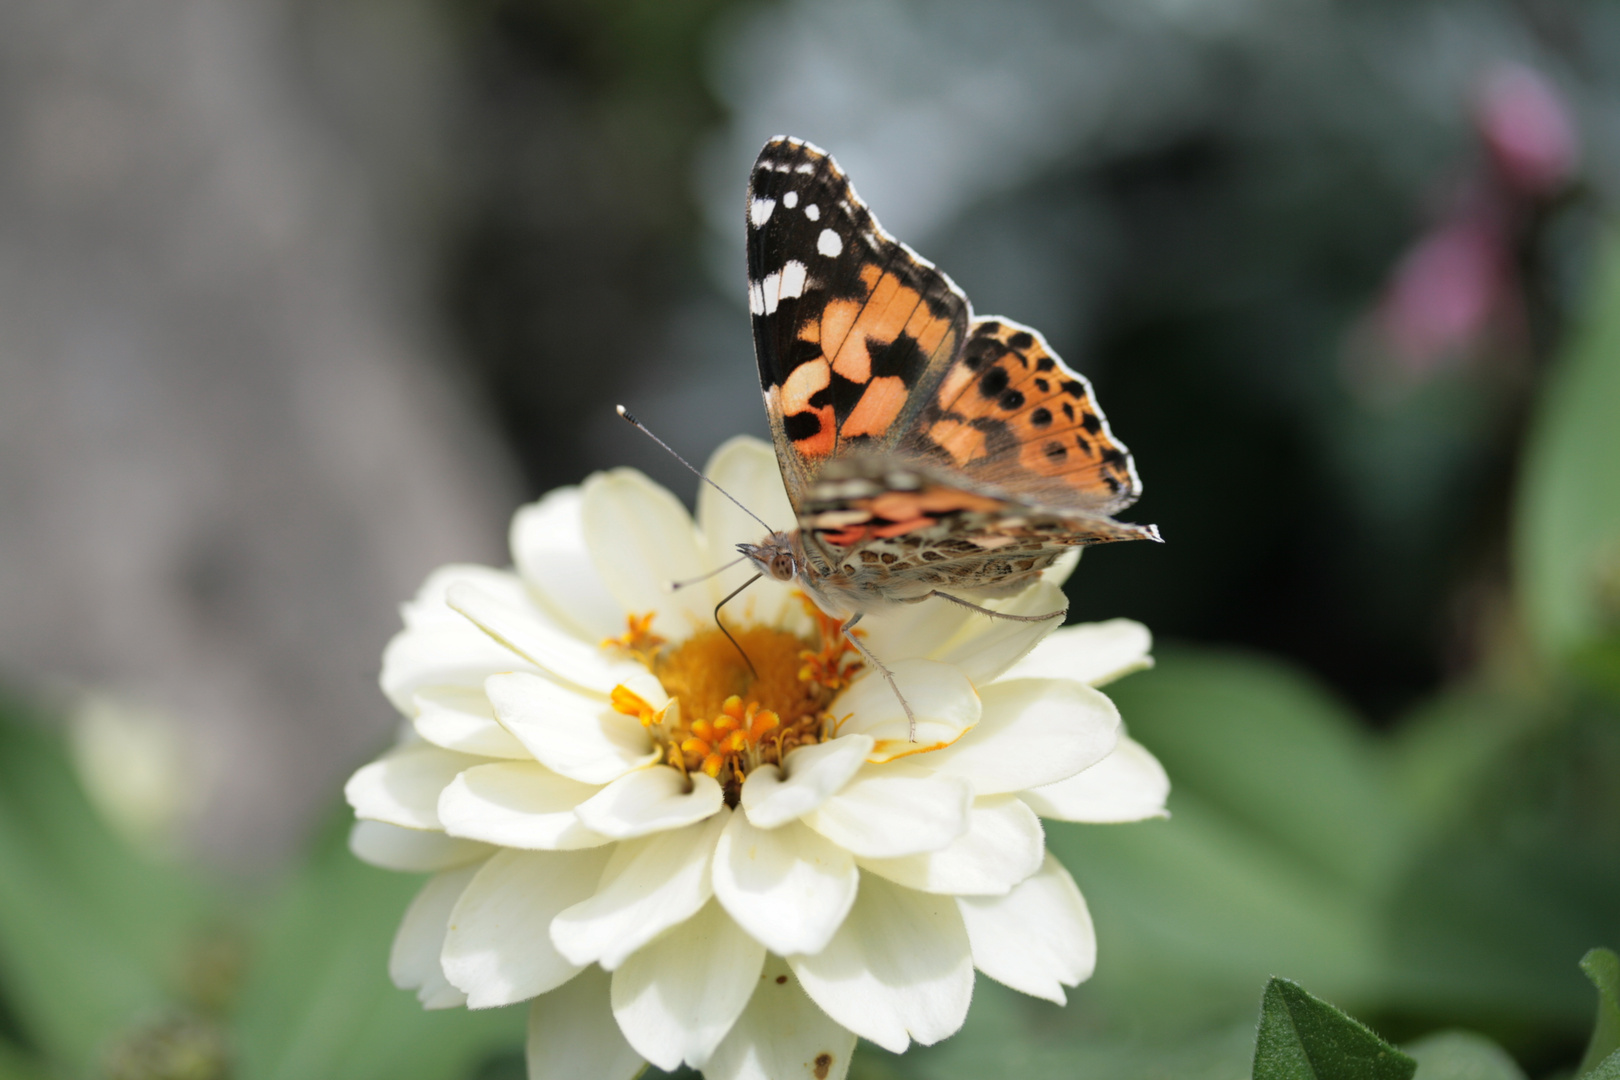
[[345, 436, 1169, 1080]]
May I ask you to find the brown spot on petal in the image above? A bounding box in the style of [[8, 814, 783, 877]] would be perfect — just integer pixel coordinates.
[[814, 1052, 834, 1079], [775, 974, 788, 985]]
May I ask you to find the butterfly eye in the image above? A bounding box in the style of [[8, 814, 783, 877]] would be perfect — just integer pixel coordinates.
[[769, 553, 796, 581]]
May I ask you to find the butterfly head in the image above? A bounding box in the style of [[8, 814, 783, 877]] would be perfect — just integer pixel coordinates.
[[737, 533, 800, 584]]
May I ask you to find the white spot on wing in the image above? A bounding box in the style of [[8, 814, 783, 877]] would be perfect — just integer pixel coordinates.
[[783, 190, 798, 208], [758, 260, 808, 315], [750, 198, 776, 226], [817, 229, 842, 257], [778, 260, 807, 299], [805, 204, 820, 221], [749, 282, 765, 315], [795, 163, 815, 173]]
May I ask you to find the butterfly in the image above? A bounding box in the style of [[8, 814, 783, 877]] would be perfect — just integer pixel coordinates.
[[731, 137, 1160, 726]]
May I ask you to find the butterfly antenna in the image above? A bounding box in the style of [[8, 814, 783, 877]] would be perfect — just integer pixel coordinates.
[[616, 406, 778, 537], [668, 554, 749, 592]]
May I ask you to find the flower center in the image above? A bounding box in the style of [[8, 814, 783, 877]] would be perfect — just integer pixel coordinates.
[[605, 598, 862, 804]]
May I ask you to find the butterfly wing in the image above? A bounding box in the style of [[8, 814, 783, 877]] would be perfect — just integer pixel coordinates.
[[746, 137, 970, 508], [794, 454, 1159, 606], [746, 137, 1158, 612], [895, 317, 1149, 521]]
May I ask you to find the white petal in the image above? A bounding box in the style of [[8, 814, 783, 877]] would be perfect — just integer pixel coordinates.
[[551, 810, 728, 970], [609, 898, 765, 1070], [929, 581, 1069, 684], [850, 601, 974, 666], [925, 678, 1120, 795], [349, 819, 492, 872], [581, 468, 718, 634], [401, 563, 531, 631], [1002, 618, 1154, 687], [789, 874, 973, 1053], [574, 767, 724, 839], [511, 487, 626, 643], [834, 660, 980, 763], [390, 865, 479, 1009], [858, 795, 1044, 896], [438, 762, 610, 850], [698, 437, 794, 539], [1042, 547, 1081, 587], [698, 437, 802, 628], [412, 686, 530, 759], [380, 620, 534, 716], [486, 672, 659, 785], [527, 967, 644, 1080], [1020, 735, 1170, 822], [713, 812, 857, 956], [345, 742, 481, 830], [441, 847, 610, 1008], [704, 956, 856, 1080], [449, 583, 644, 695], [803, 764, 972, 858], [957, 853, 1095, 1004], [741, 735, 873, 829]]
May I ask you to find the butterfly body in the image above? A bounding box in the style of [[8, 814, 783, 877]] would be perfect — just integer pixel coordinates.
[[739, 137, 1159, 628]]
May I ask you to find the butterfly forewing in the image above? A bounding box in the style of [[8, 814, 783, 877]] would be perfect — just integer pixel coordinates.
[[746, 138, 970, 502]]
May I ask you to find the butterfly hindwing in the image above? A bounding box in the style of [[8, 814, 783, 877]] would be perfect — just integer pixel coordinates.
[[897, 318, 1146, 519], [746, 138, 970, 504]]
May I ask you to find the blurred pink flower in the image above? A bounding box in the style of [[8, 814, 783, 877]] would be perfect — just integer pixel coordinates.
[[1477, 63, 1578, 196], [1357, 61, 1576, 387], [1378, 215, 1508, 374]]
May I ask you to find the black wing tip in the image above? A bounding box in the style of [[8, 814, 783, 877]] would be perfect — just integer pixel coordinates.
[[755, 135, 834, 168]]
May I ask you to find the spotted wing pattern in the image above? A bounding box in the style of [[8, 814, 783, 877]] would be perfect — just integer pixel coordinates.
[[745, 137, 1159, 609], [746, 138, 970, 505], [899, 318, 1145, 517]]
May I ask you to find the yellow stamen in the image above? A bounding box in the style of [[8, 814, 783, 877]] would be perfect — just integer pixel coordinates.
[[602, 611, 667, 663], [601, 600, 862, 804], [609, 685, 658, 726]]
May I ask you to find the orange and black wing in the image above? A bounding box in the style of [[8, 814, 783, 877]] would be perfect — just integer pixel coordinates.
[[895, 317, 1148, 521], [746, 137, 970, 506]]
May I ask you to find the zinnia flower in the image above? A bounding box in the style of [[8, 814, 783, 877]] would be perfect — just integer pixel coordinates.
[[345, 436, 1168, 1080]]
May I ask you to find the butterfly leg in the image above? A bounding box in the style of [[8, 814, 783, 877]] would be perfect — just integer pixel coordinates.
[[838, 613, 919, 742], [925, 591, 1067, 623]]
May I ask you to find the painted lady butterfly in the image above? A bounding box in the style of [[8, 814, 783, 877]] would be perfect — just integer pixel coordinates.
[[732, 137, 1160, 722]]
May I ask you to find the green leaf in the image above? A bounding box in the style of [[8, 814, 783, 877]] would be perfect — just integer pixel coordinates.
[[1515, 235, 1620, 668], [0, 701, 218, 1073], [1579, 948, 1620, 1076], [1378, 704, 1620, 1028], [1587, 1050, 1620, 1080], [1402, 1031, 1526, 1080], [1044, 648, 1402, 1028], [863, 980, 1258, 1079], [1252, 978, 1415, 1080], [231, 804, 521, 1080], [1384, 688, 1542, 839], [1105, 648, 1408, 894], [0, 1039, 50, 1080]]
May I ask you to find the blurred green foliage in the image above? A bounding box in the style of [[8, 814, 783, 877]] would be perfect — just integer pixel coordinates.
[[1517, 241, 1620, 687], [0, 698, 521, 1080]]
